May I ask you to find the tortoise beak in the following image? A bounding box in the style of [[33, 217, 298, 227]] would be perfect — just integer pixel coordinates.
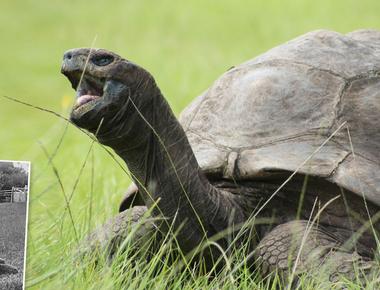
[[61, 48, 93, 89]]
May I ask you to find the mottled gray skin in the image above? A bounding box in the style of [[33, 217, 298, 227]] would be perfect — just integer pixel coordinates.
[[0, 258, 18, 275], [62, 30, 380, 284]]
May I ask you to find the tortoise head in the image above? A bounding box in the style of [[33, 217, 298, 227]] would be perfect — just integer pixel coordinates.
[[61, 48, 157, 134]]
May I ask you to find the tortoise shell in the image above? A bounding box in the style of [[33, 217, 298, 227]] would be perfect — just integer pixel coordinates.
[[180, 30, 380, 205]]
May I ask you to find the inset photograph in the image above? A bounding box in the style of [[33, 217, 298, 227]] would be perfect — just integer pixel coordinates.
[[0, 160, 29, 290]]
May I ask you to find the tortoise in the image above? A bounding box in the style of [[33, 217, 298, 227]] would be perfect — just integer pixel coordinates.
[[61, 29, 380, 283], [0, 258, 18, 275]]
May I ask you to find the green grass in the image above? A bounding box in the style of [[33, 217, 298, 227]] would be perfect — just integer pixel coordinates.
[[1, 0, 380, 289], [0, 202, 27, 290]]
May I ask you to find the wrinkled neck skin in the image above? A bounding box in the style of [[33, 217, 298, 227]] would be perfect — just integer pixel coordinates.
[[96, 84, 245, 255]]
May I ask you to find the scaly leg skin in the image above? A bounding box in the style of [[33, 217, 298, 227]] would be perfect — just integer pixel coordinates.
[[256, 220, 377, 287], [79, 206, 159, 261], [0, 262, 18, 275]]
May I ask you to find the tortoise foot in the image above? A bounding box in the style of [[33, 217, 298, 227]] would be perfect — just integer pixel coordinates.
[[79, 206, 159, 261], [256, 220, 377, 285]]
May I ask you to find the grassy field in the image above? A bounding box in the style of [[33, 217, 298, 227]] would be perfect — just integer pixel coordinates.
[[0, 203, 27, 290], [1, 0, 380, 289]]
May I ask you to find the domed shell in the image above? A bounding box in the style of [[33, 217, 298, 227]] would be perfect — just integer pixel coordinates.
[[180, 30, 380, 206]]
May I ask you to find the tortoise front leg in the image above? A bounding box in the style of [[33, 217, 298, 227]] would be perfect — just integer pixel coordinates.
[[256, 220, 376, 285], [80, 206, 159, 261]]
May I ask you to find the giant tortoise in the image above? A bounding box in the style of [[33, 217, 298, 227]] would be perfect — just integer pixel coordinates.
[[61, 30, 380, 284]]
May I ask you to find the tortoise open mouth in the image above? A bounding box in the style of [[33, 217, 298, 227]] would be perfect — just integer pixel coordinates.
[[71, 74, 105, 113]]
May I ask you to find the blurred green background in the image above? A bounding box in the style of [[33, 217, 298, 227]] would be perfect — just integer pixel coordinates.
[[1, 0, 380, 288]]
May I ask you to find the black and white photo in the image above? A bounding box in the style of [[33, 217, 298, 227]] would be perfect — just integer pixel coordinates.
[[0, 160, 29, 290]]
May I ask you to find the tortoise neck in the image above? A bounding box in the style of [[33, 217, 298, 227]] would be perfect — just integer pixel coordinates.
[[99, 88, 244, 256], [115, 94, 205, 206], [108, 90, 219, 251]]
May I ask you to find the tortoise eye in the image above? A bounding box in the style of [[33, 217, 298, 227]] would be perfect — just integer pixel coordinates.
[[91, 54, 114, 66]]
